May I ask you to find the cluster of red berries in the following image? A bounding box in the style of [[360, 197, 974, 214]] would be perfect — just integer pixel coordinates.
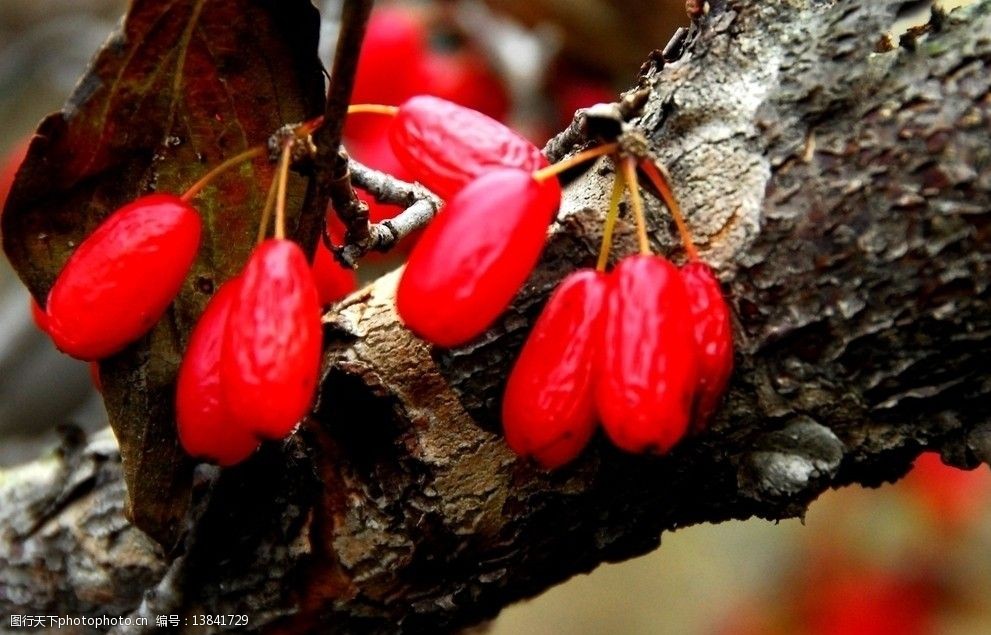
[[343, 95, 557, 345], [503, 255, 733, 469], [364, 101, 735, 469], [11, 86, 733, 471], [22, 139, 332, 466], [503, 159, 735, 469]]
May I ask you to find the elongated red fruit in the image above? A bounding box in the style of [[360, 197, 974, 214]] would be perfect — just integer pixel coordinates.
[[177, 278, 259, 466], [397, 168, 561, 347], [681, 261, 734, 430], [389, 95, 548, 199], [596, 255, 699, 454], [312, 239, 358, 306], [45, 194, 201, 361], [221, 239, 322, 440], [503, 269, 608, 469]]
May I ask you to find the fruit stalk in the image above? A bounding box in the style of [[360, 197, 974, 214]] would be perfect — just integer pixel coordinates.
[[619, 156, 650, 256], [596, 163, 626, 272], [639, 158, 699, 261]]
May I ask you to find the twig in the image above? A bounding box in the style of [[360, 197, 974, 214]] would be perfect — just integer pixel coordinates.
[[332, 159, 444, 267], [301, 0, 373, 253], [349, 160, 441, 209], [542, 116, 587, 163]]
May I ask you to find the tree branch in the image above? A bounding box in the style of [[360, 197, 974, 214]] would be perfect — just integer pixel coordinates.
[[3, 0, 991, 633], [297, 0, 374, 258], [334, 159, 443, 264]]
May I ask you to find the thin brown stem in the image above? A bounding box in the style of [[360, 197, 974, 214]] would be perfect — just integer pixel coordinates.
[[639, 159, 699, 261], [305, 0, 376, 256], [597, 160, 626, 272], [619, 156, 650, 256], [347, 104, 400, 116], [274, 144, 291, 241], [256, 167, 280, 244], [532, 143, 620, 182], [180, 146, 266, 202]]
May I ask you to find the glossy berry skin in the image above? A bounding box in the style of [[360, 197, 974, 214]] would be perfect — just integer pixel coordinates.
[[46, 194, 201, 361], [596, 255, 699, 454], [420, 49, 510, 122], [312, 239, 358, 306], [348, 7, 429, 140], [390, 95, 548, 200], [397, 169, 561, 347], [221, 239, 322, 440], [502, 270, 608, 469], [681, 261, 734, 429], [177, 278, 259, 466]]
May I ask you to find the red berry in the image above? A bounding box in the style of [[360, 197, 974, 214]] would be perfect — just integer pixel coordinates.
[[420, 49, 510, 122], [903, 452, 991, 528], [347, 7, 429, 140], [502, 269, 608, 469], [802, 568, 937, 635], [312, 239, 358, 306], [177, 278, 259, 466], [397, 169, 561, 347], [46, 193, 201, 361], [548, 64, 615, 129], [681, 261, 733, 429], [221, 239, 322, 440], [596, 255, 699, 454], [0, 138, 29, 214], [389, 95, 548, 199]]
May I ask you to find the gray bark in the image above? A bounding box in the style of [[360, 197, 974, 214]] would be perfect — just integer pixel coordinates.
[[2, 0, 990, 632]]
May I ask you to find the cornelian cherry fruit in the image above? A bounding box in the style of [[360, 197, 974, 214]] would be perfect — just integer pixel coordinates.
[[596, 255, 699, 454], [45, 193, 201, 361], [420, 48, 510, 122], [312, 238, 358, 306], [502, 269, 608, 469], [177, 277, 259, 466], [389, 95, 548, 199], [681, 261, 733, 429], [397, 168, 561, 347], [220, 239, 322, 440], [347, 7, 429, 141], [0, 138, 29, 214]]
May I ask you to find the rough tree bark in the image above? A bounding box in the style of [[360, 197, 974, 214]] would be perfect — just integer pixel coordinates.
[[2, 0, 990, 632]]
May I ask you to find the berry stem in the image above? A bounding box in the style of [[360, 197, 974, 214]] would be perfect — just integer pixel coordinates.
[[274, 143, 292, 240], [256, 166, 280, 244], [619, 156, 650, 256], [639, 158, 699, 261], [181, 146, 266, 202], [346, 104, 400, 117], [596, 160, 626, 272], [532, 143, 620, 182], [295, 115, 325, 137]]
